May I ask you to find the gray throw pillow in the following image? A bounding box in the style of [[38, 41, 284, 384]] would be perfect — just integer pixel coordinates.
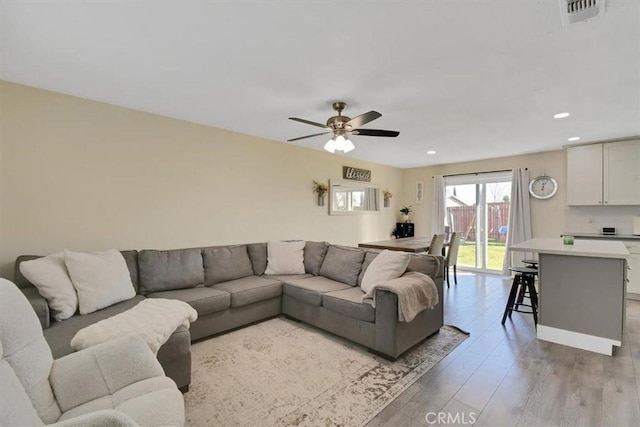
[[247, 243, 267, 276], [304, 241, 329, 275], [203, 245, 254, 286], [138, 248, 204, 294], [407, 254, 443, 279], [318, 245, 366, 286], [358, 251, 380, 285]]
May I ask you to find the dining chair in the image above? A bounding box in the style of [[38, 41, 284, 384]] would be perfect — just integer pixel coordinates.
[[444, 232, 461, 287], [427, 233, 446, 256]]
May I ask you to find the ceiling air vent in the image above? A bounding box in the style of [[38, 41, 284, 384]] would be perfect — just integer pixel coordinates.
[[559, 0, 606, 25]]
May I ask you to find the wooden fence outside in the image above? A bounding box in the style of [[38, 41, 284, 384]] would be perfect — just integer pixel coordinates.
[[447, 202, 510, 241]]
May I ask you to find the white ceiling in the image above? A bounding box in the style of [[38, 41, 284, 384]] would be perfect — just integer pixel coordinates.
[[2, 1, 639, 168]]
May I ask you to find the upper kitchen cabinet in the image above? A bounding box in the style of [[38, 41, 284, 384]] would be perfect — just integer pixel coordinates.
[[604, 141, 640, 205], [567, 144, 603, 205], [567, 140, 640, 206]]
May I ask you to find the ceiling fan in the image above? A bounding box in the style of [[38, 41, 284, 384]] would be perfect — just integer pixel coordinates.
[[287, 102, 400, 153]]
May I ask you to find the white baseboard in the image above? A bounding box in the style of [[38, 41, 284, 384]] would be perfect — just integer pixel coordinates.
[[537, 325, 620, 356]]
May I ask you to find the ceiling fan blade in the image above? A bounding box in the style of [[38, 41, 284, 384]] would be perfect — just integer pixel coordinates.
[[346, 111, 382, 129], [289, 117, 330, 129], [287, 131, 331, 142], [352, 129, 400, 137]]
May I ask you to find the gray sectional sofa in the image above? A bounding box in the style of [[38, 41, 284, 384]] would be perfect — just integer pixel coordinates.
[[15, 241, 444, 393]]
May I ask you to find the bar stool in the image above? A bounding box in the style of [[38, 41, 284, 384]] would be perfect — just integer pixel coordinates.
[[502, 266, 538, 326], [522, 259, 538, 269]]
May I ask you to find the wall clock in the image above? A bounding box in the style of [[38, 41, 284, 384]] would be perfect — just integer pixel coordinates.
[[529, 175, 558, 200]]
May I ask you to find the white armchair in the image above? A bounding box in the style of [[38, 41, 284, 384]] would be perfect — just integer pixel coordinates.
[[0, 278, 184, 427]]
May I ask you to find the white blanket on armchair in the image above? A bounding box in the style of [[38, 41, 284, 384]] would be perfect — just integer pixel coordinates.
[[362, 271, 439, 322], [71, 298, 198, 354]]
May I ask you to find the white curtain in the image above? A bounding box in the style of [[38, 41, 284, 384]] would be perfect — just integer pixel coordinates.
[[503, 168, 532, 273], [431, 175, 446, 235], [364, 188, 379, 210]]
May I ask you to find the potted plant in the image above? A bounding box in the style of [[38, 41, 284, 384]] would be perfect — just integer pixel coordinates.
[[383, 189, 392, 207], [400, 205, 412, 222], [313, 180, 329, 206]]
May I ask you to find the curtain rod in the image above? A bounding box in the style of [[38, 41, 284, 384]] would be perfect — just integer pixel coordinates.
[[432, 168, 526, 179]]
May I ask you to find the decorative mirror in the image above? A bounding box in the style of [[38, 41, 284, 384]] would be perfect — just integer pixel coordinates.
[[329, 179, 381, 215]]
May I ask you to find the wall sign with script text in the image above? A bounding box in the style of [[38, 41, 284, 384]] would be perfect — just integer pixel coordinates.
[[343, 166, 372, 182]]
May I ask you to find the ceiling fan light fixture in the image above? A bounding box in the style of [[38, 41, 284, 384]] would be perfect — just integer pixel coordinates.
[[324, 138, 337, 153], [344, 138, 355, 153], [288, 101, 398, 152], [326, 134, 355, 154]]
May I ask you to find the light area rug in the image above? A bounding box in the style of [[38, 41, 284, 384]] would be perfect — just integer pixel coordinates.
[[185, 317, 468, 427]]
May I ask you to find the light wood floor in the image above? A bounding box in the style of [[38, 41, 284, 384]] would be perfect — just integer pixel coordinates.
[[367, 272, 640, 427]]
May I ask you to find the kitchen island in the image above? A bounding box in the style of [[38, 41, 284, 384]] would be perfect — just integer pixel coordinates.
[[510, 238, 629, 355]]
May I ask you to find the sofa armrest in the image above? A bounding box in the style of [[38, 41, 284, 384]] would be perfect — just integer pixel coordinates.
[[50, 410, 138, 427], [20, 287, 50, 329], [373, 289, 400, 357], [50, 336, 165, 412]]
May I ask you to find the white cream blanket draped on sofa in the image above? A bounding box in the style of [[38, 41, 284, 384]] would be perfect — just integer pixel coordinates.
[[362, 271, 439, 322], [71, 298, 198, 354]]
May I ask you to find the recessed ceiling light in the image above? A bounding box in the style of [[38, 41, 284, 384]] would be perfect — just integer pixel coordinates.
[[427, 150, 436, 155], [568, 136, 581, 142], [554, 112, 570, 119]]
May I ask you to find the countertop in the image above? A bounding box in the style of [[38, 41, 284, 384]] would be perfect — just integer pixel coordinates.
[[510, 238, 629, 259], [562, 232, 640, 241]]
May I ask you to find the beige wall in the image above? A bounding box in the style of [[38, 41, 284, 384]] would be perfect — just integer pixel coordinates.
[[400, 150, 567, 239], [0, 82, 402, 279]]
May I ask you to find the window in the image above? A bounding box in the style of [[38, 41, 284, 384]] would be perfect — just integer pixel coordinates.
[[445, 172, 511, 272]]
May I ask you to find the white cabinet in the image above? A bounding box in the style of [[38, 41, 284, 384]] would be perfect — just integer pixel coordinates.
[[567, 140, 640, 206], [567, 144, 603, 205], [624, 241, 640, 299], [603, 141, 640, 205]]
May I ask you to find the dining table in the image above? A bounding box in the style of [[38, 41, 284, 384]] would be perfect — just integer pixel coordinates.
[[358, 237, 437, 253]]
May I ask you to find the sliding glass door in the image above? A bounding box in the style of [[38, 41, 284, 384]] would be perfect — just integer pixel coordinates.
[[445, 172, 512, 273]]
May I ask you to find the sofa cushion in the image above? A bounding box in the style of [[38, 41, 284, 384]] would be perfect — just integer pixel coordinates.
[[19, 252, 78, 321], [213, 276, 282, 308], [64, 249, 136, 315], [138, 248, 204, 294], [0, 359, 45, 427], [120, 250, 139, 292], [247, 243, 267, 276], [55, 376, 183, 426], [262, 273, 313, 282], [44, 295, 146, 358], [318, 246, 366, 286], [282, 276, 351, 306], [358, 251, 380, 285], [202, 245, 254, 286], [322, 287, 374, 323], [360, 250, 411, 293], [17, 252, 140, 293], [407, 254, 442, 279], [264, 240, 305, 275], [147, 287, 231, 316], [304, 241, 329, 275], [14, 255, 44, 289]]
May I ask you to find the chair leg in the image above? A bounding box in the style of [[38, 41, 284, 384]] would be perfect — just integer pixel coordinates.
[[514, 281, 526, 310], [453, 265, 457, 285], [502, 276, 520, 325], [446, 265, 450, 288], [527, 279, 539, 326]]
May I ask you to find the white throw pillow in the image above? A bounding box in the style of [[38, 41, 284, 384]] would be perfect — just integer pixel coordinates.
[[360, 250, 411, 294], [64, 249, 136, 315], [19, 252, 78, 321], [264, 240, 306, 275]]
